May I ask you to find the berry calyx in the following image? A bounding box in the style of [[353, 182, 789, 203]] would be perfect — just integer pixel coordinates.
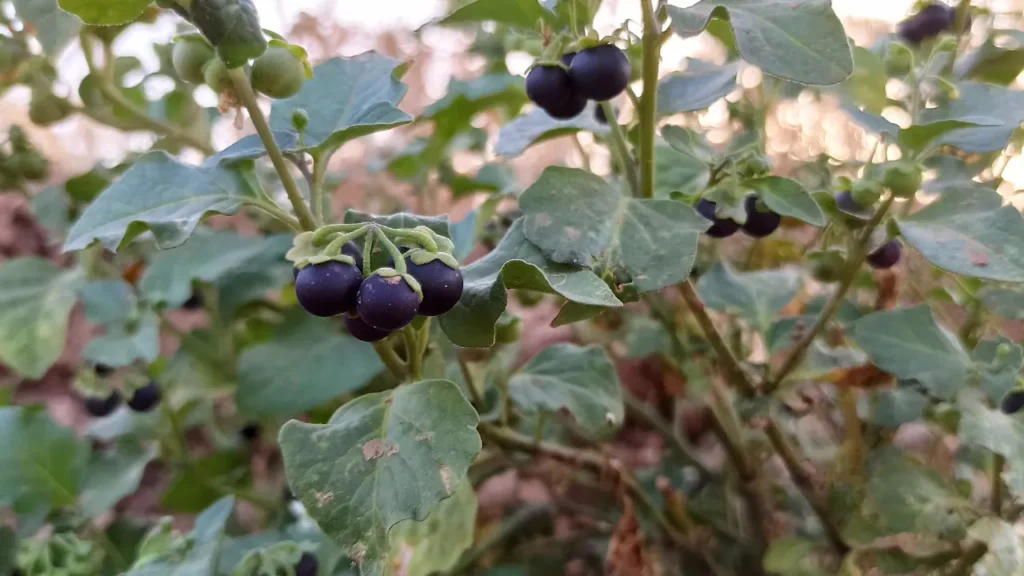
[[343, 314, 392, 343], [696, 199, 740, 238], [251, 46, 306, 99], [1002, 389, 1024, 415], [406, 259, 464, 317], [526, 65, 574, 112], [882, 161, 923, 199], [294, 552, 318, 576], [84, 391, 122, 418], [356, 274, 421, 331], [543, 90, 587, 119], [741, 196, 781, 238], [866, 240, 902, 269], [127, 382, 162, 412], [172, 38, 215, 84], [568, 44, 631, 101], [295, 261, 363, 318]]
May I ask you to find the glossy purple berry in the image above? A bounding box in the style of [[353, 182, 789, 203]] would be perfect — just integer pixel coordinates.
[[295, 261, 363, 318], [561, 52, 576, 67], [867, 240, 902, 269], [356, 274, 421, 331], [835, 190, 869, 215], [127, 382, 161, 412], [295, 552, 318, 576], [543, 90, 587, 119], [696, 199, 740, 238], [568, 44, 631, 101], [526, 65, 573, 111], [406, 259, 464, 317], [1002, 390, 1024, 415], [897, 4, 955, 44], [84, 390, 121, 418], [741, 196, 781, 238], [343, 314, 392, 343]]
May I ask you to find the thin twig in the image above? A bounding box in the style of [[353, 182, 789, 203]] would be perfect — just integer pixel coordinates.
[[601, 101, 640, 196], [638, 0, 661, 199]]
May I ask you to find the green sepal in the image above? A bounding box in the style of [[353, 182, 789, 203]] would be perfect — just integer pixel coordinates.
[[267, 38, 313, 79], [172, 33, 214, 50], [407, 248, 460, 270], [372, 268, 423, 301]]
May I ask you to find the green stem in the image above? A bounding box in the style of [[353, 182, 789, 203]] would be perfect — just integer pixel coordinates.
[[677, 280, 758, 397], [457, 349, 486, 409], [245, 199, 303, 231], [362, 231, 375, 277], [322, 226, 371, 257], [313, 223, 372, 244], [228, 67, 317, 231], [380, 225, 439, 253], [765, 195, 896, 393], [373, 340, 408, 381], [991, 453, 1005, 515], [403, 327, 422, 381], [79, 34, 214, 155], [601, 101, 640, 197], [638, 0, 661, 199], [310, 152, 329, 223], [375, 229, 408, 275]]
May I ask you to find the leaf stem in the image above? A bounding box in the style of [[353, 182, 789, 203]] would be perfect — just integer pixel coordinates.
[[600, 101, 640, 197], [403, 327, 422, 381], [228, 67, 318, 231], [638, 0, 661, 199], [310, 152, 329, 223], [79, 33, 215, 155], [764, 195, 896, 393], [373, 340, 408, 381]]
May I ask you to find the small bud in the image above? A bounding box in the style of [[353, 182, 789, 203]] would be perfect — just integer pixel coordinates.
[[292, 109, 309, 133]]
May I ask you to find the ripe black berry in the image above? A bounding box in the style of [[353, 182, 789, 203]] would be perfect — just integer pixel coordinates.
[[239, 423, 261, 443], [897, 4, 955, 44], [1002, 390, 1024, 414], [84, 391, 122, 418], [561, 52, 576, 67], [342, 241, 363, 262], [526, 65, 573, 112], [344, 313, 392, 343], [294, 552, 318, 576], [295, 261, 363, 318], [543, 90, 587, 119], [568, 44, 631, 102], [741, 196, 781, 238], [94, 363, 114, 377], [356, 274, 421, 331], [127, 382, 162, 412], [182, 291, 204, 310], [406, 259, 464, 317], [834, 191, 869, 215], [866, 240, 902, 269], [696, 199, 740, 238]]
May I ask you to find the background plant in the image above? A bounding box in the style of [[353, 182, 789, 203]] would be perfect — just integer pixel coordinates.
[[1, 0, 1024, 575]]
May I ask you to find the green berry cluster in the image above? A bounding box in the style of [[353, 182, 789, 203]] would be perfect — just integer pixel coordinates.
[[172, 35, 309, 101]]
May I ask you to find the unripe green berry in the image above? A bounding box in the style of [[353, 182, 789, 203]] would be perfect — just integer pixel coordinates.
[[850, 179, 882, 207], [883, 161, 923, 199], [250, 46, 306, 99], [203, 58, 232, 95], [808, 250, 845, 283], [172, 38, 215, 84]]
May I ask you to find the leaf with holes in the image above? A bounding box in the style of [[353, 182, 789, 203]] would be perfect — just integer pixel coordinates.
[[520, 167, 709, 292], [280, 379, 481, 576]]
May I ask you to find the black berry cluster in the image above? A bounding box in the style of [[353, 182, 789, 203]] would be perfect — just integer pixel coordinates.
[[526, 44, 630, 120], [82, 380, 162, 417], [294, 235, 464, 343], [697, 196, 781, 239], [897, 3, 963, 44]]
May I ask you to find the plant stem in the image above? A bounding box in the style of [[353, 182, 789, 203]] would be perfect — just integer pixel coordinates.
[[677, 280, 758, 397], [457, 349, 486, 409], [624, 393, 715, 480], [79, 34, 214, 155], [601, 101, 640, 196], [228, 67, 318, 231], [638, 0, 661, 199], [765, 195, 896, 393], [403, 327, 422, 381], [990, 453, 1005, 515], [373, 340, 408, 381], [310, 152, 329, 223], [838, 387, 865, 483]]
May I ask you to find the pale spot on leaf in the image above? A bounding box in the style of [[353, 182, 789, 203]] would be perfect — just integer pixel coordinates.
[[440, 465, 455, 494], [362, 439, 400, 461], [415, 432, 432, 442], [315, 491, 334, 507]]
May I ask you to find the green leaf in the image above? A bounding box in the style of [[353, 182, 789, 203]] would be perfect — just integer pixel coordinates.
[[237, 312, 384, 417], [520, 167, 709, 292], [657, 60, 739, 117], [967, 518, 1024, 575], [139, 230, 291, 307], [80, 442, 156, 519], [897, 185, 1024, 282], [831, 46, 887, 114], [973, 338, 1023, 404], [902, 82, 1024, 151], [667, 0, 853, 85], [543, 0, 602, 33], [0, 526, 15, 574], [958, 39, 1024, 86], [661, 125, 718, 165], [980, 285, 1024, 320], [696, 263, 800, 333], [439, 220, 621, 347], [83, 310, 160, 368], [78, 280, 136, 326], [0, 407, 90, 510], [865, 388, 928, 429], [0, 258, 81, 379], [423, 74, 525, 122], [763, 537, 831, 576], [509, 344, 623, 435], [13, 0, 80, 53], [959, 392, 1024, 503], [495, 107, 609, 158], [161, 452, 248, 514], [387, 481, 477, 576], [841, 104, 900, 139], [850, 305, 970, 399], [344, 210, 451, 239], [747, 176, 826, 226], [280, 380, 482, 576], [63, 152, 256, 252], [269, 54, 412, 154], [57, 0, 149, 26], [441, 0, 556, 29], [654, 145, 711, 200], [127, 496, 236, 576], [32, 185, 71, 240]]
